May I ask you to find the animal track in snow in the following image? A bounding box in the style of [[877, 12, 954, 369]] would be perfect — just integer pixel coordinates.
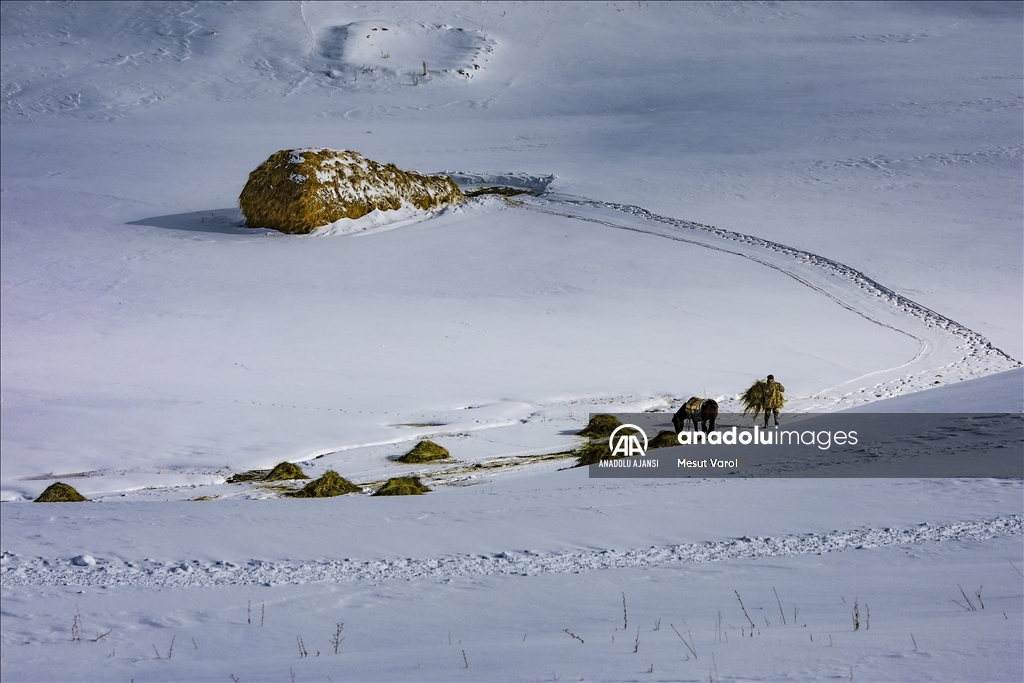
[[506, 190, 1020, 410], [2, 516, 1018, 587]]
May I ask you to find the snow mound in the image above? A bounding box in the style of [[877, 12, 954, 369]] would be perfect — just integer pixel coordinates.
[[312, 204, 436, 237], [238, 148, 464, 234], [318, 21, 495, 81]]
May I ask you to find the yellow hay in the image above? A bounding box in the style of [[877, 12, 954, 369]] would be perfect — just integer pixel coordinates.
[[397, 440, 451, 464], [740, 379, 787, 417], [35, 482, 88, 502], [373, 476, 431, 496], [239, 148, 466, 234]]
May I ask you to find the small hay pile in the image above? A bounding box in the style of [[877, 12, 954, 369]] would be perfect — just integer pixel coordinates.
[[574, 417, 679, 466], [264, 461, 309, 481], [239, 148, 465, 234], [648, 430, 680, 449], [373, 476, 431, 496], [578, 414, 622, 439], [35, 482, 88, 502], [574, 440, 612, 467], [397, 440, 451, 464], [292, 470, 361, 498], [573, 414, 624, 466]]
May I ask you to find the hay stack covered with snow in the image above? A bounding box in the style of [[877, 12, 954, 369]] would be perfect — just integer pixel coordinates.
[[239, 148, 465, 234]]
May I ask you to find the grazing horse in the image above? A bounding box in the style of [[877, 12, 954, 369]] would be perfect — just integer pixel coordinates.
[[673, 397, 718, 433]]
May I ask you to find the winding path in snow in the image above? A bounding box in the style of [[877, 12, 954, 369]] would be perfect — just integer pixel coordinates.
[[1, 516, 1018, 588], [509, 192, 1020, 410]]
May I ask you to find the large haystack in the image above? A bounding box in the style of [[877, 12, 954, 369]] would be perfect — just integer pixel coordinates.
[[239, 148, 465, 234]]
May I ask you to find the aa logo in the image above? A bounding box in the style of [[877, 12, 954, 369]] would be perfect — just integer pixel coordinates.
[[608, 424, 648, 457]]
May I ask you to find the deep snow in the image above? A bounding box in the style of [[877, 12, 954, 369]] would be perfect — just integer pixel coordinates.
[[1, 1, 1022, 681]]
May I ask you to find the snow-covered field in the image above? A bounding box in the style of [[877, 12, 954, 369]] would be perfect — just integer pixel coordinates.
[[1, 2, 1021, 681]]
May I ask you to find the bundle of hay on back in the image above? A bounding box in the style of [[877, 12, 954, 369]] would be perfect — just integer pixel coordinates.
[[264, 461, 309, 481], [292, 470, 361, 497], [577, 414, 622, 439], [739, 379, 787, 418], [35, 482, 88, 502], [396, 440, 450, 464], [239, 148, 465, 234], [373, 476, 431, 496]]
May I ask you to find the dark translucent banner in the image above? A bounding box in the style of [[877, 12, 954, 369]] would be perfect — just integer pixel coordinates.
[[586, 413, 1023, 478]]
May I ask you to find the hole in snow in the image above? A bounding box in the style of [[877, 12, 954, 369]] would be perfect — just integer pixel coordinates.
[[317, 21, 494, 80]]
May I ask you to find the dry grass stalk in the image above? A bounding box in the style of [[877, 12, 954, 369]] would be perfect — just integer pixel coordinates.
[[331, 623, 345, 654], [71, 608, 82, 642], [670, 623, 697, 660], [774, 587, 787, 625], [564, 629, 584, 644], [735, 590, 755, 629], [954, 584, 978, 611]]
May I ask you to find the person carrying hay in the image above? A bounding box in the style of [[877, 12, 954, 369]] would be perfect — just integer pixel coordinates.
[[740, 374, 786, 427]]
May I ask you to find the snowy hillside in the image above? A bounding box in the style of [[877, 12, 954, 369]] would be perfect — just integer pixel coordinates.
[[1, 2, 1021, 681]]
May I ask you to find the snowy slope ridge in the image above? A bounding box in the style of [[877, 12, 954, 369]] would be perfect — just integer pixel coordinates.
[[1, 515, 1018, 589], [519, 192, 1021, 409]]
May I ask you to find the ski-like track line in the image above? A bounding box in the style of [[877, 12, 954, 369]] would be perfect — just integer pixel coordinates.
[[513, 193, 1020, 407], [2, 516, 1018, 588]]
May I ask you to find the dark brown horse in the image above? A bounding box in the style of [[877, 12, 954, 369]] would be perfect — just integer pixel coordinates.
[[673, 397, 718, 433]]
